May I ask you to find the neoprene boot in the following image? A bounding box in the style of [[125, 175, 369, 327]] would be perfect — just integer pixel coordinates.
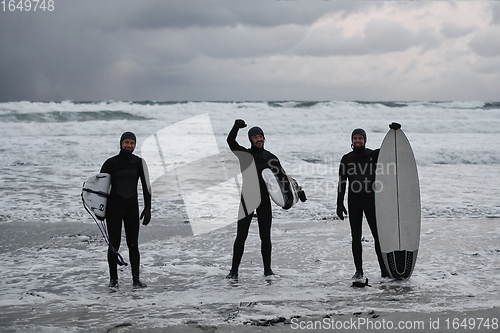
[[225, 270, 238, 279], [108, 278, 118, 288], [264, 268, 275, 276], [381, 266, 391, 278], [132, 269, 147, 288]]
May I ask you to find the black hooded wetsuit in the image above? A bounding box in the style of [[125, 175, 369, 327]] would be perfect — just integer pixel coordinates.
[[100, 148, 151, 281], [337, 146, 388, 277], [227, 124, 289, 274]]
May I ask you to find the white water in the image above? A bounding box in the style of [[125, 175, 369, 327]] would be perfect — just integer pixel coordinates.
[[0, 101, 498, 331]]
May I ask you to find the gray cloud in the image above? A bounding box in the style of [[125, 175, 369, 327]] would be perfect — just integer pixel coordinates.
[[0, 7, 121, 101], [493, 3, 500, 25], [294, 18, 440, 56], [440, 22, 477, 39], [472, 58, 500, 74], [0, 0, 379, 101], [0, 1, 499, 102], [469, 27, 500, 57], [125, 0, 379, 30]]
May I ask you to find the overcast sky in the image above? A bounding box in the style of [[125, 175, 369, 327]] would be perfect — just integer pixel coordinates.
[[1, 1, 499, 102]]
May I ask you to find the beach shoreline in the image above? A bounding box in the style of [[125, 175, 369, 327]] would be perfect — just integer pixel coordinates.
[[1, 217, 499, 332]]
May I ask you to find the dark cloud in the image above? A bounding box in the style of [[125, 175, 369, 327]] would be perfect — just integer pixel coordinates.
[[0, 6, 122, 101], [124, 0, 377, 30], [0, 1, 499, 102], [0, 0, 380, 101]]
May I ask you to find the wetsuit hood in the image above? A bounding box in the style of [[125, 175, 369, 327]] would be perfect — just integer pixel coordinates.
[[248, 126, 265, 142], [351, 128, 366, 152], [120, 131, 136, 147], [120, 131, 136, 156], [248, 126, 265, 149], [351, 128, 366, 143]]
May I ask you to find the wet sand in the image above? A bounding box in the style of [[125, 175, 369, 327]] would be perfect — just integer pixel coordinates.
[[0, 217, 498, 332], [143, 308, 500, 333]]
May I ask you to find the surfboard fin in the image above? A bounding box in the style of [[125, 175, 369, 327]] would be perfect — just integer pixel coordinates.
[[298, 190, 307, 202]]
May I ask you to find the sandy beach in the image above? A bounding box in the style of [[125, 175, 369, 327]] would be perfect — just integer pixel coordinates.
[[1, 101, 499, 332], [1, 216, 498, 332]]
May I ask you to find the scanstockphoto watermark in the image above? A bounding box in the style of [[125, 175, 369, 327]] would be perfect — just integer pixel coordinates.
[[287, 156, 340, 177], [287, 157, 397, 179], [140, 114, 261, 236], [290, 316, 499, 331], [297, 168, 398, 199], [1, 0, 55, 11], [139, 114, 398, 235], [291, 316, 427, 330], [291, 317, 426, 331]]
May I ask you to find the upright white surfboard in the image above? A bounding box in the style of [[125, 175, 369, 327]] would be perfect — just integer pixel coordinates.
[[375, 125, 420, 279]]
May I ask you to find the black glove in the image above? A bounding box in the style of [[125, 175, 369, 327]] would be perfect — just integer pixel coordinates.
[[234, 119, 247, 129], [140, 208, 151, 226], [336, 204, 347, 220], [96, 215, 105, 221], [389, 122, 401, 130]]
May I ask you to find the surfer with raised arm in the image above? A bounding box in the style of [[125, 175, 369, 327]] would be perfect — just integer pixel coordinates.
[[225, 119, 306, 279], [336, 128, 390, 280], [100, 132, 152, 288]]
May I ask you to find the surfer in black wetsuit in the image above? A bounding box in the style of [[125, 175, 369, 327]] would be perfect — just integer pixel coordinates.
[[225, 119, 306, 279], [336, 128, 389, 279], [100, 132, 152, 288]]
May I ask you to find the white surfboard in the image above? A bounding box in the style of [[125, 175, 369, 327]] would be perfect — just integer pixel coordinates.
[[374, 125, 420, 279], [261, 168, 300, 210], [82, 173, 111, 219]]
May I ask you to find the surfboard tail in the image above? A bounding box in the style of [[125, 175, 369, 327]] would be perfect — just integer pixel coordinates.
[[383, 250, 418, 279]]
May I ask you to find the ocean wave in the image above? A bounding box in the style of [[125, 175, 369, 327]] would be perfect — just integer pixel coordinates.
[[482, 102, 500, 110], [267, 101, 323, 108], [1, 100, 499, 137], [354, 101, 409, 108], [0, 110, 149, 123], [1, 100, 499, 114], [265, 100, 497, 110]]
